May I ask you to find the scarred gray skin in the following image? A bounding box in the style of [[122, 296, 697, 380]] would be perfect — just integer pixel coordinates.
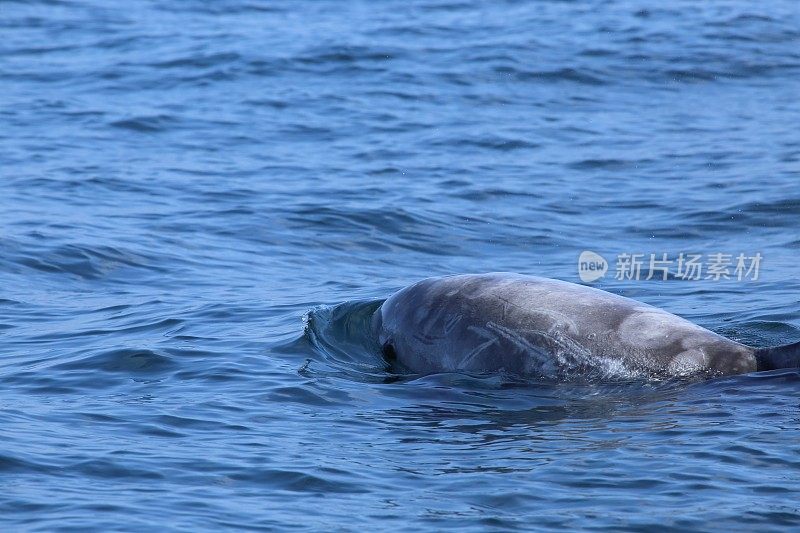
[[372, 273, 794, 380]]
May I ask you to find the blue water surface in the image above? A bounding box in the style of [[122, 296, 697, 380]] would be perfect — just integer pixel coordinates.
[[2, 0, 800, 530]]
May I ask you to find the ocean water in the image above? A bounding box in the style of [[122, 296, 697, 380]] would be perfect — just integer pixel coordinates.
[[2, 0, 800, 530]]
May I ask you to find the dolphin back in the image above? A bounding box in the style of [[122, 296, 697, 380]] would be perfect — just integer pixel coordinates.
[[374, 273, 760, 380]]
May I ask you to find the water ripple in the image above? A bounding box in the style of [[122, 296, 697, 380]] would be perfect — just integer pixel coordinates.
[[2, 0, 800, 530]]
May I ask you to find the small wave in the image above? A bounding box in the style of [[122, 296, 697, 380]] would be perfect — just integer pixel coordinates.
[[55, 348, 177, 375], [227, 468, 368, 494], [264, 385, 344, 407], [301, 299, 389, 382], [447, 187, 544, 202], [579, 48, 617, 57], [736, 197, 800, 216], [567, 158, 638, 171], [430, 135, 540, 152], [0, 453, 51, 474], [684, 197, 800, 229], [155, 2, 285, 15], [665, 68, 719, 82], [296, 45, 399, 65], [496, 66, 606, 85], [109, 115, 177, 133], [13, 242, 164, 281], [69, 458, 164, 480], [151, 52, 242, 70], [283, 204, 466, 256], [155, 415, 248, 432]]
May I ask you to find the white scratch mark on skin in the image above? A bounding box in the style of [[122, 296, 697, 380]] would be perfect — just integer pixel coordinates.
[[443, 313, 462, 334], [482, 321, 557, 376], [459, 331, 498, 368], [484, 321, 638, 380]]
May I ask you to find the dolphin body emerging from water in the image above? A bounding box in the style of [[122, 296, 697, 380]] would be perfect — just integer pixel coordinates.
[[372, 273, 800, 380]]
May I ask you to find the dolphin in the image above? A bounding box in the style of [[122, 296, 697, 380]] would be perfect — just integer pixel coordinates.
[[371, 273, 800, 380]]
